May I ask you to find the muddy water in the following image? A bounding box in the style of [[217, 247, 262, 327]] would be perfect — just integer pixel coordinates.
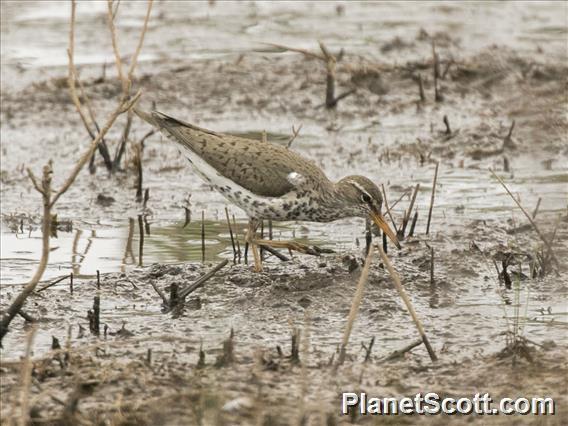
[[1, 2, 568, 422]]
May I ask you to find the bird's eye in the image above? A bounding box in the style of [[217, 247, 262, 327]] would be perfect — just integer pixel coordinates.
[[360, 194, 371, 203]]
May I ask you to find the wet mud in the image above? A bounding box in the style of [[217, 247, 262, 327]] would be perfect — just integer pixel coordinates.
[[1, 1, 567, 425]]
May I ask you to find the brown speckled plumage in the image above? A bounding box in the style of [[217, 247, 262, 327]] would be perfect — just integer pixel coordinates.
[[134, 108, 401, 251]]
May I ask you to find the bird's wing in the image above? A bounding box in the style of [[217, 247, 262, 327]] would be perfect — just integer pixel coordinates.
[[134, 109, 330, 197]]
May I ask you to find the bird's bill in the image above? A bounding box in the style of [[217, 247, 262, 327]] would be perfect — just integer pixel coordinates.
[[370, 211, 401, 249]]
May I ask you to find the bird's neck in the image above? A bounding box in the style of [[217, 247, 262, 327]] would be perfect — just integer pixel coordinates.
[[314, 180, 361, 220]]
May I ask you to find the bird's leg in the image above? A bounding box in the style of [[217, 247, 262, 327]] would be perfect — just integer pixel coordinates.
[[255, 239, 322, 256], [246, 218, 262, 272]]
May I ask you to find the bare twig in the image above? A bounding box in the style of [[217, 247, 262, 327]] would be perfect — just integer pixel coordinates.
[[430, 246, 435, 286], [287, 124, 303, 149], [26, 168, 44, 195], [225, 207, 237, 263], [376, 244, 437, 362], [150, 281, 168, 306], [408, 211, 419, 237], [232, 214, 242, 262], [37, 274, 70, 293], [490, 169, 560, 269], [18, 325, 37, 426], [379, 338, 423, 362], [137, 215, 144, 266], [126, 0, 153, 86], [263, 42, 325, 61], [51, 90, 141, 208], [401, 183, 420, 238], [381, 184, 398, 233], [107, 0, 126, 91], [532, 197, 542, 219], [178, 259, 229, 301], [417, 74, 425, 102], [338, 247, 373, 365], [384, 187, 412, 216], [201, 210, 205, 263], [112, 111, 133, 171]]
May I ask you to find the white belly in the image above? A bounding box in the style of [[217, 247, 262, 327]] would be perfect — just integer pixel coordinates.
[[179, 147, 312, 220]]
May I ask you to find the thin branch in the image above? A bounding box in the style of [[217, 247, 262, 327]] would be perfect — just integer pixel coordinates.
[[127, 0, 153, 85], [287, 124, 302, 149], [376, 244, 437, 362], [425, 162, 439, 235], [263, 42, 325, 61], [338, 247, 373, 365], [50, 91, 141, 208], [381, 184, 398, 232], [490, 169, 560, 269], [26, 168, 44, 195], [107, 0, 127, 91], [18, 325, 37, 426]]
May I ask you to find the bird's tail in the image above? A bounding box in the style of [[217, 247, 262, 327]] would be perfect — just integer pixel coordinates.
[[133, 108, 220, 137]]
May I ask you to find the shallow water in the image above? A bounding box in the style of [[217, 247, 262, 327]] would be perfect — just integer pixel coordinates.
[[2, 1, 566, 90], [1, 4, 568, 423]]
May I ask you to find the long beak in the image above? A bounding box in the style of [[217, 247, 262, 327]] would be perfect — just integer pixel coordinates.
[[370, 210, 401, 249]]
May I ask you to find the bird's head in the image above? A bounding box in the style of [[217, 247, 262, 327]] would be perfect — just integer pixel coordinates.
[[336, 175, 401, 249]]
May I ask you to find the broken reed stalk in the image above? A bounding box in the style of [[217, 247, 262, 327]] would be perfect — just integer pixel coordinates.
[[224, 207, 237, 263], [137, 215, 144, 266], [287, 124, 302, 149], [259, 245, 290, 262], [232, 214, 242, 262], [363, 336, 375, 362], [425, 162, 439, 235], [169, 283, 179, 309], [380, 184, 398, 233], [267, 41, 352, 109], [70, 273, 74, 294], [443, 115, 451, 135], [93, 296, 100, 335], [384, 187, 411, 216], [18, 325, 37, 426], [178, 259, 229, 300], [320, 41, 336, 108], [401, 183, 420, 238], [365, 220, 372, 257], [36, 274, 70, 292], [260, 220, 265, 260], [338, 247, 373, 365], [408, 211, 419, 237], [135, 144, 143, 202], [418, 74, 425, 102], [201, 211, 205, 263], [430, 247, 435, 286], [96, 270, 100, 289], [432, 40, 442, 102], [376, 244, 437, 362], [150, 281, 168, 306], [532, 197, 542, 219], [69, 0, 150, 175], [112, 111, 132, 171], [380, 338, 423, 362], [382, 231, 387, 254], [490, 169, 560, 269]]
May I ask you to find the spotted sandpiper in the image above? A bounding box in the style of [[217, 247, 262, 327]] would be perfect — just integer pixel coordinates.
[[135, 109, 400, 272]]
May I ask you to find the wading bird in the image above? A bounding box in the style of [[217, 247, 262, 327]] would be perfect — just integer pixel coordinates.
[[135, 109, 400, 272]]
